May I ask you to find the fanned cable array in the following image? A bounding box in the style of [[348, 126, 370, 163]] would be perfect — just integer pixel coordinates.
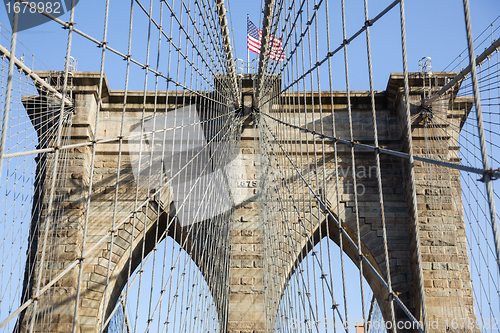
[[0, 24, 74, 333], [255, 0, 500, 332], [451, 21, 500, 331], [0, 1, 241, 333], [0, 0, 499, 333]]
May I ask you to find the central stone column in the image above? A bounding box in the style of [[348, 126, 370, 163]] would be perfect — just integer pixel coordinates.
[[228, 75, 266, 333]]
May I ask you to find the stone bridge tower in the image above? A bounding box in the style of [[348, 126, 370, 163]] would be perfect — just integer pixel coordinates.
[[19, 71, 474, 333]]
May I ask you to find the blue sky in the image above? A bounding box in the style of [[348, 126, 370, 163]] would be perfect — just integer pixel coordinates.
[[0, 0, 498, 91]]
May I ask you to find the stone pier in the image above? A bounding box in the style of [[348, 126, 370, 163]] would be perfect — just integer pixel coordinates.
[[20, 71, 476, 333]]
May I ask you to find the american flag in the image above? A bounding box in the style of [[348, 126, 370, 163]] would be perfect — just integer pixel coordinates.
[[247, 18, 284, 62]]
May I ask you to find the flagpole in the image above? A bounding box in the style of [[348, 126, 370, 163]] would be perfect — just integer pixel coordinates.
[[247, 14, 250, 73]]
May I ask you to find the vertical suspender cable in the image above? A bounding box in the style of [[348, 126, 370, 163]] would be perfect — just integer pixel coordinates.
[[399, 0, 428, 330], [462, 0, 500, 273], [28, 3, 76, 331], [98, 1, 134, 332], [72, 1, 110, 332], [362, 0, 397, 330], [256, 0, 275, 104], [215, 0, 240, 107], [0, 10, 18, 182]]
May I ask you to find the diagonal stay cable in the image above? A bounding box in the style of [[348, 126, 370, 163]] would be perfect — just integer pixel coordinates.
[[2, 110, 238, 159], [0, 105, 239, 330], [259, 110, 500, 178], [258, 113, 348, 331], [15, 0, 233, 108], [259, 112, 425, 333], [259, 0, 401, 107]]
